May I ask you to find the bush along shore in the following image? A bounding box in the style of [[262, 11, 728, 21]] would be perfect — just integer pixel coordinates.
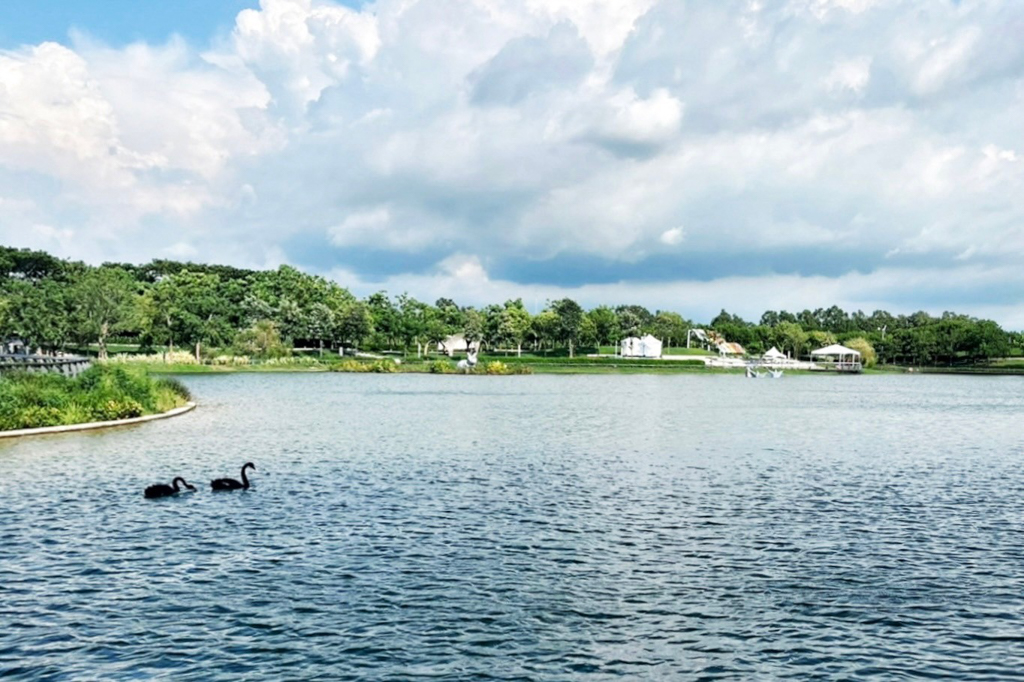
[[0, 365, 192, 431], [97, 352, 721, 375]]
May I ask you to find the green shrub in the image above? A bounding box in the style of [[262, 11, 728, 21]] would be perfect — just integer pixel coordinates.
[[154, 377, 191, 401], [428, 360, 455, 374], [0, 364, 190, 432], [369, 359, 397, 373], [90, 398, 144, 421], [11, 405, 64, 429], [484, 361, 510, 375], [329, 360, 369, 373]]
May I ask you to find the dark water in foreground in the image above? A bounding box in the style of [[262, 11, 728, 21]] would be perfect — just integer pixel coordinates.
[[2, 373, 1024, 680]]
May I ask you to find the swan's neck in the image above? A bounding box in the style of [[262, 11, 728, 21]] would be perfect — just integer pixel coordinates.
[[172, 477, 185, 491], [241, 466, 250, 489]]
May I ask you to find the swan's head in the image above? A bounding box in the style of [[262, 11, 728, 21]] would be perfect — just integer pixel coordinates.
[[243, 462, 256, 471]]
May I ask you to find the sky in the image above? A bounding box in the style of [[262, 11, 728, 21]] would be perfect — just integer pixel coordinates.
[[1, 0, 1023, 327]]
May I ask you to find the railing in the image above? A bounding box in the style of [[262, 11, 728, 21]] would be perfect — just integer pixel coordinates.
[[811, 360, 863, 373], [0, 354, 92, 378]]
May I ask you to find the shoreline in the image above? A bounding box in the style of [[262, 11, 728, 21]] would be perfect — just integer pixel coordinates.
[[137, 363, 1024, 377], [0, 402, 196, 440]]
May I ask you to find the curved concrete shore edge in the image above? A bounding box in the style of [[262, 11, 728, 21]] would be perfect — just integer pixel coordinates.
[[0, 402, 197, 440]]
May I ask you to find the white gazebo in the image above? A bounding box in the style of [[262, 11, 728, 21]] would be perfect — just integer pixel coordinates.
[[620, 334, 662, 358], [763, 346, 786, 362], [810, 344, 862, 373]]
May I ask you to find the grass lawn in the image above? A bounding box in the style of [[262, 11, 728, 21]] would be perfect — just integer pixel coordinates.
[[596, 345, 713, 356]]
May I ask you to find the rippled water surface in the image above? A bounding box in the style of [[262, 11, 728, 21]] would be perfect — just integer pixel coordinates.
[[2, 373, 1024, 679]]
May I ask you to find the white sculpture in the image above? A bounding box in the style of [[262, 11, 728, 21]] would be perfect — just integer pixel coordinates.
[[456, 347, 479, 373]]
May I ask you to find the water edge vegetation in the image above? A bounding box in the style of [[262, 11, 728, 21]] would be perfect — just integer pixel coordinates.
[[0, 365, 191, 431]]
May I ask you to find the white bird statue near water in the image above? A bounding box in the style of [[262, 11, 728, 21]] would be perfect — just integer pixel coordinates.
[[457, 347, 479, 374]]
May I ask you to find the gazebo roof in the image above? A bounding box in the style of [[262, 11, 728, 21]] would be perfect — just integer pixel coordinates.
[[810, 343, 861, 357], [763, 346, 785, 359]]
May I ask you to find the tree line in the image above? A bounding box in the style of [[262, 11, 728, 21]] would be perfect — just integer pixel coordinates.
[[0, 246, 1017, 365]]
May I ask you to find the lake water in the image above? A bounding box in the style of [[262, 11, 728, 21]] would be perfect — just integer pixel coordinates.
[[2, 373, 1023, 680]]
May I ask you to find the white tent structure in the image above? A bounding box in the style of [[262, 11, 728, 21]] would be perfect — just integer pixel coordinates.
[[763, 346, 786, 361], [438, 334, 480, 356], [810, 344, 862, 372], [620, 334, 663, 358]]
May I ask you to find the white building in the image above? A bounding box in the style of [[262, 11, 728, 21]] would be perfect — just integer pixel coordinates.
[[620, 334, 662, 358]]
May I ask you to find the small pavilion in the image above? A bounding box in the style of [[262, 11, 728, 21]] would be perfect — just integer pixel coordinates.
[[810, 344, 862, 373]]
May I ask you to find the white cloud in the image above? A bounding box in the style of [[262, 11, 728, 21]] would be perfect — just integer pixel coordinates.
[[2, 0, 1024, 326], [232, 0, 379, 113], [825, 57, 871, 95], [659, 227, 684, 246]]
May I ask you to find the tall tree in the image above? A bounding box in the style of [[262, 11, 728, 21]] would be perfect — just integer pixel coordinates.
[[71, 267, 138, 359], [3, 279, 70, 351], [141, 270, 228, 361], [498, 300, 532, 357], [307, 302, 336, 357], [551, 298, 584, 357], [587, 305, 618, 346], [651, 311, 688, 349], [462, 308, 485, 347], [367, 292, 400, 349], [337, 301, 374, 351]]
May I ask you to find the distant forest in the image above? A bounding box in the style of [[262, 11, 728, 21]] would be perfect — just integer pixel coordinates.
[[0, 246, 1017, 366]]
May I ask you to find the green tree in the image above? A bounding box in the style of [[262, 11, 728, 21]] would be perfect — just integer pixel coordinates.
[[308, 302, 336, 357], [3, 279, 70, 351], [710, 309, 750, 329], [498, 300, 532, 357], [578, 315, 598, 349], [233, 320, 289, 359], [397, 294, 429, 356], [141, 270, 229, 361], [463, 308, 485, 347], [482, 304, 503, 350], [808, 330, 836, 349], [367, 292, 400, 349], [71, 267, 138, 359], [775, 321, 809, 358], [337, 301, 374, 351], [550, 298, 584, 357], [435, 298, 463, 336], [844, 337, 877, 368], [651, 311, 688, 350], [587, 305, 618, 346], [616, 305, 653, 332], [617, 309, 642, 338], [530, 309, 558, 352]]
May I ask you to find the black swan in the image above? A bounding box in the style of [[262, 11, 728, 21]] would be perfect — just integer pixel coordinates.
[[211, 462, 256, 491], [144, 477, 196, 499]]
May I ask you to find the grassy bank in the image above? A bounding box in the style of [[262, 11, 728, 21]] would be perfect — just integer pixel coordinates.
[[0, 365, 192, 431], [112, 352, 713, 375], [97, 350, 1024, 377]]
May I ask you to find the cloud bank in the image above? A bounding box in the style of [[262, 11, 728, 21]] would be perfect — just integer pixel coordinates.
[[1, 0, 1023, 326]]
